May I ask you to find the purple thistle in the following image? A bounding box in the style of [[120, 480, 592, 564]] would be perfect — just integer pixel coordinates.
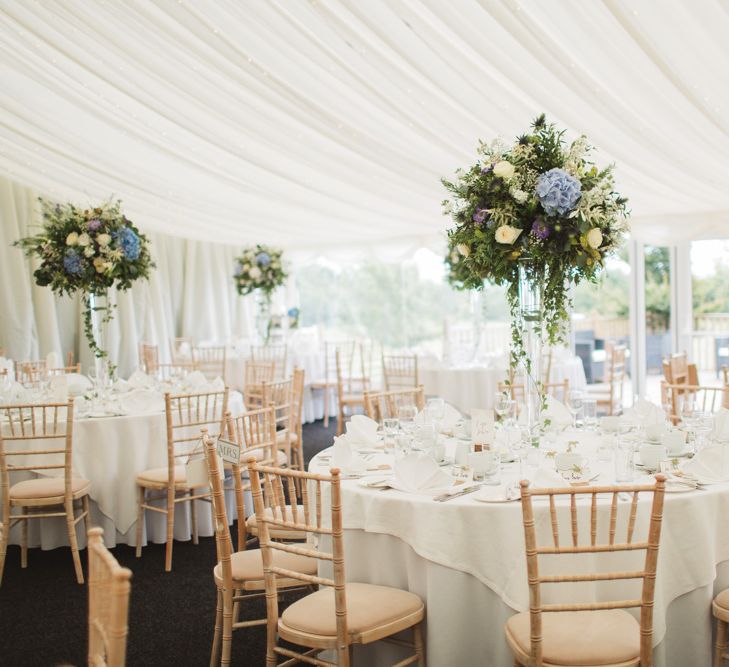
[[480, 164, 493, 175], [531, 218, 550, 240], [87, 219, 102, 232], [472, 207, 487, 224]]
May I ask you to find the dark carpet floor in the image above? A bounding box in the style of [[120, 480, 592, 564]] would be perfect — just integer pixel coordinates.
[[0, 419, 337, 667]]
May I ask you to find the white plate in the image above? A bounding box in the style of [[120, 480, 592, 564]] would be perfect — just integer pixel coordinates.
[[473, 487, 520, 503], [356, 477, 393, 489], [388, 479, 459, 496]]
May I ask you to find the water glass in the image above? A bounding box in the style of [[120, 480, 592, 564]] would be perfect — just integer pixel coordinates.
[[615, 438, 634, 483], [383, 417, 399, 450], [494, 392, 510, 421], [398, 405, 417, 435], [582, 398, 598, 430], [394, 433, 412, 459], [426, 397, 445, 422], [567, 390, 584, 428]]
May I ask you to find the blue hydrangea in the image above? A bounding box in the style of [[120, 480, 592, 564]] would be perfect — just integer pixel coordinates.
[[535, 168, 581, 216], [234, 262, 244, 277], [255, 251, 271, 267], [287, 307, 299, 318], [113, 227, 141, 260], [63, 249, 83, 275]]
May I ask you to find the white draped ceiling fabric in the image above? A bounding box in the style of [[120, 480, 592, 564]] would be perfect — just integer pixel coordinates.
[[1, 0, 729, 251]]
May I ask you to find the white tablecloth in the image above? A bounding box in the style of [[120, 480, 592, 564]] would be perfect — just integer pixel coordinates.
[[419, 357, 586, 414], [309, 435, 729, 665], [4, 392, 244, 549]]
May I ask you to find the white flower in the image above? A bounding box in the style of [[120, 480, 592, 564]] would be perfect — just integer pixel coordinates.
[[83, 246, 95, 258], [510, 187, 529, 204], [249, 266, 262, 279], [242, 263, 250, 272], [93, 257, 110, 273], [77, 233, 91, 247], [456, 243, 470, 258], [586, 227, 603, 249], [495, 225, 522, 245], [96, 233, 111, 247], [493, 160, 515, 180], [66, 232, 79, 246]]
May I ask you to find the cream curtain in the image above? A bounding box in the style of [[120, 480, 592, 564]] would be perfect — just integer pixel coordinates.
[[0, 177, 259, 376]]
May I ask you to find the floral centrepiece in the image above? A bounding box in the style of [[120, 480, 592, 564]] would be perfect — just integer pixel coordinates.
[[14, 198, 154, 365], [442, 114, 628, 406], [233, 245, 287, 298]]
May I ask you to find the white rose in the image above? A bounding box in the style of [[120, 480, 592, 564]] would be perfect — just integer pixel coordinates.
[[96, 233, 111, 247], [83, 246, 95, 258], [242, 263, 250, 272], [77, 233, 91, 247], [586, 228, 603, 249], [66, 232, 79, 246], [249, 266, 262, 279], [494, 225, 523, 245], [456, 243, 470, 258], [93, 257, 107, 273], [493, 160, 515, 180]]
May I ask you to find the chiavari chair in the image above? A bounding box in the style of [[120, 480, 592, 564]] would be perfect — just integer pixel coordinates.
[[49, 363, 82, 376], [201, 433, 315, 667], [498, 379, 570, 405], [138, 342, 159, 375], [310, 341, 352, 428], [382, 353, 419, 390], [262, 377, 295, 468], [243, 360, 276, 410], [0, 400, 90, 584], [192, 345, 227, 383], [290, 368, 305, 475], [15, 360, 47, 386], [335, 346, 370, 437], [660, 381, 729, 424], [364, 386, 426, 423], [507, 476, 666, 667], [248, 461, 426, 666], [587, 344, 627, 415], [251, 344, 288, 380], [134, 388, 229, 571], [87, 527, 132, 667]]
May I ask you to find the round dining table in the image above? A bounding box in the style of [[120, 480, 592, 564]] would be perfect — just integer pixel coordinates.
[[308, 432, 729, 666]]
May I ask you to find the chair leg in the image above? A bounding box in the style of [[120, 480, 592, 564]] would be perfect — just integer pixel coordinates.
[[715, 617, 728, 667], [191, 494, 199, 545], [135, 485, 145, 558], [64, 500, 84, 584], [323, 385, 330, 428], [414, 622, 426, 667], [82, 495, 91, 534], [20, 512, 27, 568], [221, 587, 233, 667], [210, 588, 223, 667], [0, 510, 9, 586], [336, 405, 345, 437], [165, 487, 175, 572]]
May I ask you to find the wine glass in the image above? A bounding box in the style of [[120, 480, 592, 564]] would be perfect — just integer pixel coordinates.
[[494, 392, 510, 424], [567, 390, 584, 429], [398, 405, 417, 436]]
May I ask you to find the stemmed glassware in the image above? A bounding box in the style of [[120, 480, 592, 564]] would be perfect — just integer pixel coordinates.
[[398, 405, 417, 436], [567, 390, 584, 429]]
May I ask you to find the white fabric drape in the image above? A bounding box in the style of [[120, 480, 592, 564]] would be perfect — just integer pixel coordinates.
[[0, 177, 259, 375], [1, 1, 729, 247]]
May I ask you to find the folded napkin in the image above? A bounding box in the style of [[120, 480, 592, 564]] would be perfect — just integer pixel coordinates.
[[391, 453, 451, 494], [46, 351, 60, 369], [623, 399, 665, 427], [128, 370, 154, 390], [120, 389, 165, 415], [344, 415, 379, 449], [530, 467, 571, 489], [184, 370, 208, 388], [682, 444, 729, 483], [1, 381, 28, 404], [331, 436, 367, 473], [713, 409, 729, 441], [66, 373, 92, 397], [209, 376, 225, 392], [542, 396, 573, 429]]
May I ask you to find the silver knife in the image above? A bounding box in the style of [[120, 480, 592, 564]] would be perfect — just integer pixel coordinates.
[[434, 484, 482, 502]]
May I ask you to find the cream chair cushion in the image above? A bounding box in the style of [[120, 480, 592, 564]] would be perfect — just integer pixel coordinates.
[[246, 446, 288, 465], [10, 477, 90, 500], [714, 588, 729, 622], [213, 547, 316, 585], [246, 505, 306, 540], [280, 582, 424, 638], [341, 394, 364, 404], [505, 610, 640, 666], [136, 465, 201, 488], [276, 431, 298, 445]]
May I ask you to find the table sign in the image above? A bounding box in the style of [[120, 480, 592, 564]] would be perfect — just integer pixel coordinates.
[[471, 408, 494, 451], [217, 437, 241, 465]]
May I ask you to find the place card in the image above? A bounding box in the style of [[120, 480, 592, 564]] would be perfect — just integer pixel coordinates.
[[471, 408, 495, 451], [217, 437, 240, 465]]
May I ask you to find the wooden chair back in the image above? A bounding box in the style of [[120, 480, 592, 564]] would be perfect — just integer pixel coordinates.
[[164, 390, 229, 481], [335, 346, 369, 396], [321, 341, 348, 383], [15, 360, 47, 386], [518, 476, 666, 666], [49, 363, 82, 376], [243, 360, 276, 409], [382, 353, 418, 390], [364, 386, 426, 423], [660, 381, 729, 423], [247, 461, 348, 665], [291, 368, 305, 465], [87, 527, 132, 667], [155, 361, 199, 381], [66, 351, 75, 367], [251, 345, 288, 379], [192, 346, 227, 383], [722, 365, 729, 385], [262, 379, 294, 457], [139, 343, 159, 374], [498, 379, 570, 405]]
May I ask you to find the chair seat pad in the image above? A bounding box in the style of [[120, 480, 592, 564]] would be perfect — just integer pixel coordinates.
[[246, 505, 306, 540], [10, 477, 90, 500], [136, 465, 201, 487], [244, 446, 288, 466], [281, 582, 424, 638], [341, 393, 364, 404], [276, 431, 299, 445], [716, 588, 729, 610], [505, 610, 640, 666], [213, 547, 317, 584]]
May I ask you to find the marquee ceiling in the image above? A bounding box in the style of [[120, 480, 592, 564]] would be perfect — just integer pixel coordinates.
[[1, 0, 728, 250]]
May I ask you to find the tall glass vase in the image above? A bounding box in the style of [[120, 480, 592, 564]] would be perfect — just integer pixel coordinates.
[[517, 258, 544, 445], [254, 291, 272, 344], [87, 292, 110, 393]]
